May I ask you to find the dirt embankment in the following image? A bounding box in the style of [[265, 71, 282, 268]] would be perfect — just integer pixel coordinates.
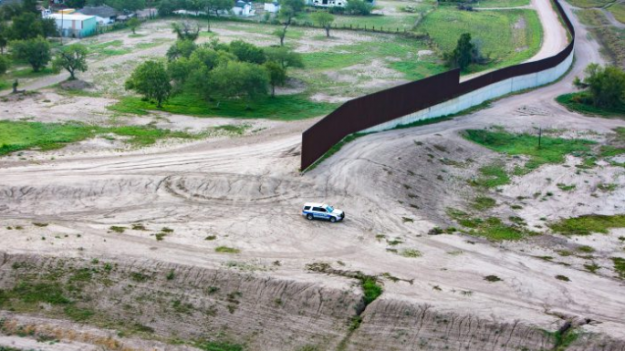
[[1, 253, 623, 351]]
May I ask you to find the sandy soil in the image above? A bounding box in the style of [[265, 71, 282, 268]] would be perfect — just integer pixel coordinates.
[[1, 1, 625, 349]]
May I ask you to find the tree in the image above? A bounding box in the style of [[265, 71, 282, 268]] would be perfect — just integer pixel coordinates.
[[52, 44, 88, 80], [125, 60, 172, 108], [8, 13, 44, 40], [0, 22, 8, 54], [208, 61, 269, 108], [21, 0, 39, 14], [167, 57, 193, 91], [11, 37, 52, 72], [158, 0, 177, 16], [311, 12, 334, 38], [265, 47, 303, 70], [0, 55, 9, 76], [444, 32, 482, 71], [574, 63, 625, 108], [228, 40, 266, 64], [166, 40, 198, 61], [201, 0, 234, 31], [275, 0, 305, 46], [65, 0, 87, 8], [172, 21, 201, 41], [345, 0, 372, 15], [128, 17, 141, 34], [264, 61, 286, 96]]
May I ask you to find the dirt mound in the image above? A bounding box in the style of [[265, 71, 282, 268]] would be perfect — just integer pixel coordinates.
[[59, 79, 93, 91]]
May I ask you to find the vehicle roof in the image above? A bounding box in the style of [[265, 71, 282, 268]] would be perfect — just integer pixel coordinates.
[[303, 203, 329, 207]]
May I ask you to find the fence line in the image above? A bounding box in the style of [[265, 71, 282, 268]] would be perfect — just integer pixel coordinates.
[[301, 0, 575, 170]]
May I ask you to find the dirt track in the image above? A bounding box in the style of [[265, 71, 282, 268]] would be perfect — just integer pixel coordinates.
[[1, 1, 625, 349]]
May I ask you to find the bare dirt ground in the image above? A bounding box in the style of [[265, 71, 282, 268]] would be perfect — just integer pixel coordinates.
[[1, 1, 625, 351]]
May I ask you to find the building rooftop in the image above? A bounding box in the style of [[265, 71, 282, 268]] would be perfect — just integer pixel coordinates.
[[78, 5, 118, 18], [49, 13, 95, 21]]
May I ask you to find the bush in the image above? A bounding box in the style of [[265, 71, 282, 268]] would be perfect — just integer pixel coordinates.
[[345, 0, 372, 15], [573, 63, 625, 108]]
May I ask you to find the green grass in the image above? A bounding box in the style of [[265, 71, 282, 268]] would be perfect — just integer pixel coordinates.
[[9, 67, 56, 79], [0, 120, 205, 156], [557, 92, 625, 118], [464, 129, 595, 171], [575, 8, 611, 26], [360, 276, 383, 305], [549, 214, 625, 235], [85, 40, 132, 58], [448, 209, 529, 241], [472, 196, 497, 211], [417, 8, 542, 72], [215, 246, 240, 254], [110, 93, 337, 121], [608, 2, 625, 24], [612, 257, 625, 279], [196, 341, 244, 351], [566, 0, 614, 8], [473, 0, 530, 7], [470, 163, 510, 188]]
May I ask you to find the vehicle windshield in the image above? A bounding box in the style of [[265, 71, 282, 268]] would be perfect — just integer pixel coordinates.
[[326, 206, 334, 213]]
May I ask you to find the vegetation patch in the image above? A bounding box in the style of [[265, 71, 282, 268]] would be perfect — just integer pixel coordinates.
[[484, 275, 502, 282], [549, 214, 625, 235], [215, 246, 240, 254], [448, 209, 531, 241], [471, 196, 497, 211], [0, 121, 207, 156], [470, 163, 510, 188], [464, 129, 595, 171], [110, 93, 337, 121], [556, 92, 625, 117], [612, 257, 625, 279]]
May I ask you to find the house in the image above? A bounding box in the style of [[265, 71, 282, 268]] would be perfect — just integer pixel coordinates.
[[263, 1, 280, 13], [77, 5, 119, 25], [307, 0, 374, 8], [49, 13, 97, 38], [232, 1, 255, 16]]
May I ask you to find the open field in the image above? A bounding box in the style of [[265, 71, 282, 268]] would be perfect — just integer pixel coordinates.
[[607, 2, 625, 24], [566, 0, 614, 8]]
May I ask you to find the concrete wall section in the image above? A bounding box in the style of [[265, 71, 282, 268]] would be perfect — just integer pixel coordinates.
[[363, 50, 574, 134]]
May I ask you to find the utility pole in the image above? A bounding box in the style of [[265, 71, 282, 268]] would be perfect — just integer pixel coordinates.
[[538, 127, 542, 150]]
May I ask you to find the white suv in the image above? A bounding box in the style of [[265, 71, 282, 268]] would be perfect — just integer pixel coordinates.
[[302, 203, 345, 223]]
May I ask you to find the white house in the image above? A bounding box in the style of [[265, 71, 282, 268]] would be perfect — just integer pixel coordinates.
[[263, 1, 280, 13], [232, 1, 255, 16], [307, 0, 374, 8], [49, 13, 97, 38]]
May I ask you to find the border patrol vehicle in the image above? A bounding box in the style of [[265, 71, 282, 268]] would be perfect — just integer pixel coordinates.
[[302, 203, 345, 223]]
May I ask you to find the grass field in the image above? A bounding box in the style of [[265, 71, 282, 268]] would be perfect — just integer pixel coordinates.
[[575, 8, 611, 26], [549, 214, 625, 235], [109, 93, 338, 121], [417, 8, 542, 72], [464, 129, 595, 171], [0, 120, 214, 156], [556, 92, 625, 117], [575, 9, 625, 65], [473, 0, 531, 7], [566, 0, 614, 8], [607, 2, 625, 24]]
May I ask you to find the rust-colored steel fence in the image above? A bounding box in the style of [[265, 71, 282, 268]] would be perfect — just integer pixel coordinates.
[[301, 0, 575, 170]]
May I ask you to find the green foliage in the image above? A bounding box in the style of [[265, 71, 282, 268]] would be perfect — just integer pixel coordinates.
[[472, 196, 497, 211], [484, 275, 502, 282], [444, 33, 474, 71], [196, 341, 244, 351], [215, 246, 240, 253], [360, 276, 382, 305], [556, 92, 625, 117], [311, 11, 335, 37], [464, 129, 595, 171], [265, 46, 304, 70], [8, 13, 47, 40], [470, 163, 510, 188], [127, 17, 141, 34], [229, 40, 266, 64], [573, 64, 625, 108], [13, 281, 71, 304], [110, 93, 336, 120], [11, 37, 51, 72], [400, 249, 422, 258], [264, 61, 286, 96], [207, 61, 269, 105], [418, 8, 542, 72], [555, 275, 570, 282], [52, 44, 88, 80], [450, 211, 528, 241], [549, 215, 625, 236], [167, 40, 198, 61], [0, 120, 203, 156], [0, 55, 9, 76], [612, 257, 625, 279], [345, 0, 373, 15], [125, 60, 172, 107], [172, 21, 201, 41], [64, 306, 95, 321]]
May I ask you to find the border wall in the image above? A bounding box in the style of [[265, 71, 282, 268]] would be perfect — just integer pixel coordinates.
[[301, 0, 575, 170]]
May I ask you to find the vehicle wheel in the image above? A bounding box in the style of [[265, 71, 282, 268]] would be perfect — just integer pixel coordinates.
[[330, 217, 336, 223], [307, 214, 314, 220]]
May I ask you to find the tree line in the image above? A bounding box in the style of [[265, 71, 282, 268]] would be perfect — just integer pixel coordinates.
[[125, 24, 304, 108]]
